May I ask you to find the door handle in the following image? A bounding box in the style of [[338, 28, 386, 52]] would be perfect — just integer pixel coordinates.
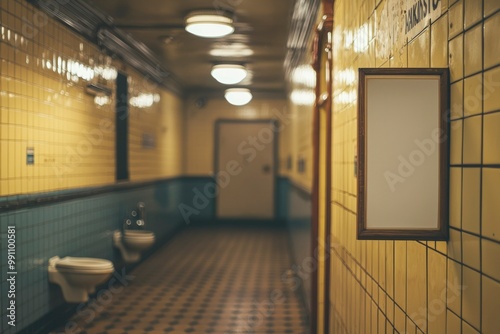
[[262, 164, 272, 174]]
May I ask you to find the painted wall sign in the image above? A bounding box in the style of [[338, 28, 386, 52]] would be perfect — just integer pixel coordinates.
[[376, 0, 442, 62], [405, 0, 442, 39]]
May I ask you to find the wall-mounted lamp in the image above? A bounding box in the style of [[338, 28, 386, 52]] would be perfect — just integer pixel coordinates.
[[211, 64, 247, 84], [225, 88, 252, 106], [185, 10, 234, 38]]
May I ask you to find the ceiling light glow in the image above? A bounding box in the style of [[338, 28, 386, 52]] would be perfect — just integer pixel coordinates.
[[290, 89, 315, 106], [211, 64, 247, 85], [291, 65, 316, 88], [209, 43, 254, 57], [185, 11, 234, 38], [225, 88, 253, 106]]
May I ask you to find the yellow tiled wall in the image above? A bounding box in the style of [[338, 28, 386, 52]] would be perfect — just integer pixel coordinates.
[[281, 97, 314, 191], [0, 0, 184, 196], [281, 64, 316, 190], [128, 76, 184, 181], [329, 0, 500, 333], [183, 97, 287, 175]]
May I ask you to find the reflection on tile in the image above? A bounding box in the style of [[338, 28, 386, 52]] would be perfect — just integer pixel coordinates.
[[394, 241, 407, 308], [483, 112, 500, 164], [462, 232, 480, 271], [406, 242, 426, 328], [481, 238, 500, 281], [394, 305, 406, 334], [449, 35, 464, 82], [450, 80, 464, 120], [464, 0, 482, 29], [447, 310, 461, 334], [447, 259, 462, 317], [484, 13, 500, 69], [431, 14, 447, 68], [461, 168, 480, 234], [449, 168, 462, 229], [449, 229, 462, 262], [462, 266, 480, 330], [450, 120, 463, 164], [482, 168, 500, 242], [484, 0, 500, 17], [464, 74, 483, 116], [464, 24, 482, 77], [427, 250, 446, 334], [408, 28, 430, 67], [462, 115, 482, 164], [483, 66, 500, 113], [448, 0, 464, 39], [463, 320, 480, 334], [482, 275, 500, 333]]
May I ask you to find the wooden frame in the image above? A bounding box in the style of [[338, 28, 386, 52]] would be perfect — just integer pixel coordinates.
[[357, 68, 449, 240], [311, 11, 333, 334]]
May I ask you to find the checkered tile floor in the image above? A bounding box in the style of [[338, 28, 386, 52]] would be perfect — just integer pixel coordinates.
[[50, 224, 309, 333]]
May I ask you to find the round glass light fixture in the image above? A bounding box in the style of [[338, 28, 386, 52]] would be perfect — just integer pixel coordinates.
[[185, 11, 234, 38], [225, 88, 253, 106], [211, 64, 247, 85]]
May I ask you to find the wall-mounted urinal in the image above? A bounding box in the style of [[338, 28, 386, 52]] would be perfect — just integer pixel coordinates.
[[48, 256, 114, 303], [113, 229, 155, 263]]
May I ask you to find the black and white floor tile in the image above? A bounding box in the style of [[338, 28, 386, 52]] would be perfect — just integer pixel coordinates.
[[50, 224, 309, 334]]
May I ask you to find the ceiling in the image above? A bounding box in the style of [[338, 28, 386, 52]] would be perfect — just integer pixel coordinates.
[[82, 0, 296, 98]]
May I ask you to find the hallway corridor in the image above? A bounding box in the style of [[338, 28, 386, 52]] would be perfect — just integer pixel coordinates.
[[50, 224, 309, 334]]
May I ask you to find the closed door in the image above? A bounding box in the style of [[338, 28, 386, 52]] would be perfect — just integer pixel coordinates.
[[216, 121, 276, 219]]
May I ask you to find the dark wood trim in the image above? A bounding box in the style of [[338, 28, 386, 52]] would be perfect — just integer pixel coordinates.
[[357, 68, 450, 241], [310, 55, 320, 334], [116, 71, 129, 181], [311, 12, 333, 334], [323, 17, 333, 334], [322, 0, 334, 17]]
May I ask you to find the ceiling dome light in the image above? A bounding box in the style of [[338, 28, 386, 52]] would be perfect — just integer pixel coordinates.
[[225, 88, 253, 106], [211, 64, 247, 84], [185, 11, 234, 38]]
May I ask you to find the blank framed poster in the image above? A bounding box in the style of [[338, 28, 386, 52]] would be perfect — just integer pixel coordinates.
[[357, 68, 449, 240]]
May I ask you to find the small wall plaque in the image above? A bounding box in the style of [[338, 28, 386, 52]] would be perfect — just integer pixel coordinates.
[[141, 133, 156, 148], [26, 147, 34, 165]]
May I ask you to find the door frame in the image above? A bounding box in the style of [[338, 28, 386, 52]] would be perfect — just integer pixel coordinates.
[[115, 71, 129, 181], [311, 5, 333, 333], [213, 119, 279, 221]]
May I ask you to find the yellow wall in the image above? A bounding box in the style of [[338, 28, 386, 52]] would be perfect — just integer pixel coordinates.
[[329, 0, 500, 333], [183, 97, 287, 175], [281, 97, 315, 191], [128, 78, 184, 181], [281, 65, 316, 190], [0, 0, 184, 196]]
